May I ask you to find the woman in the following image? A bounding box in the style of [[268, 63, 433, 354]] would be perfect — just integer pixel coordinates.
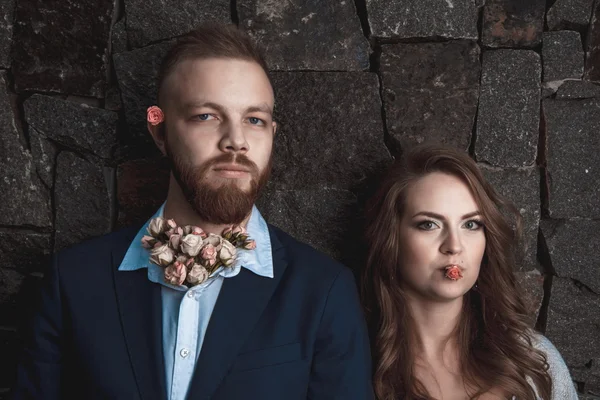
[[362, 144, 578, 399]]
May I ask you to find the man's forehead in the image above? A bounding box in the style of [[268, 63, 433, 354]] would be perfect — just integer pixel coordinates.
[[161, 57, 274, 106]]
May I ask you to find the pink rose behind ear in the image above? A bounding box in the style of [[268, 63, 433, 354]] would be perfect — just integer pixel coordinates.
[[147, 106, 164, 125]]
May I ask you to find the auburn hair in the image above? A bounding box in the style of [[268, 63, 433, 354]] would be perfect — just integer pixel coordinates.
[[362, 144, 552, 399]]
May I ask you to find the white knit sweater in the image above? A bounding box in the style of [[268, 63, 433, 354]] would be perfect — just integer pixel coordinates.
[[516, 334, 579, 400]]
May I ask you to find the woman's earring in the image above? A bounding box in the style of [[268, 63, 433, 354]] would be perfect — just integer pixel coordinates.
[[472, 281, 479, 291]]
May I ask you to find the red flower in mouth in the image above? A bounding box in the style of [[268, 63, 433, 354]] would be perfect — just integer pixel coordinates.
[[445, 265, 463, 281]]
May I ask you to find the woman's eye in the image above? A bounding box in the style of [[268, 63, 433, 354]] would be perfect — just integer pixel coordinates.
[[248, 117, 264, 125], [463, 220, 483, 230], [417, 221, 438, 230]]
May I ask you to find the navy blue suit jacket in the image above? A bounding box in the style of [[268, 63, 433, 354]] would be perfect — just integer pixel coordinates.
[[13, 224, 373, 399]]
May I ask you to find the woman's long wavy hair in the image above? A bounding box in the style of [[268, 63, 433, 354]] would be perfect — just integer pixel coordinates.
[[362, 144, 552, 400]]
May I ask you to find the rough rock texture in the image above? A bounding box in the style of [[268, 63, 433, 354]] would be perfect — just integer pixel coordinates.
[[556, 80, 600, 99], [516, 270, 544, 320], [117, 158, 170, 228], [124, 0, 230, 48], [540, 219, 600, 293], [111, 18, 128, 54], [542, 31, 584, 81], [11, 0, 115, 96], [586, 1, 600, 81], [24, 95, 118, 159], [543, 98, 600, 218], [0, 232, 51, 274], [547, 0, 595, 30], [381, 41, 480, 151], [239, 0, 369, 70], [258, 188, 358, 262], [480, 166, 540, 270], [0, 0, 14, 68], [366, 0, 480, 39], [482, 0, 545, 48], [54, 152, 112, 251], [475, 50, 541, 167], [28, 128, 57, 189], [0, 72, 51, 227], [113, 41, 172, 158], [546, 277, 600, 390], [270, 72, 391, 190]]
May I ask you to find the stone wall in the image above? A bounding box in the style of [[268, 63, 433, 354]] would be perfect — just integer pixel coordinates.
[[0, 0, 599, 397]]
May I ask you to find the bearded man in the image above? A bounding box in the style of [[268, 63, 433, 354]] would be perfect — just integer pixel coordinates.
[[13, 24, 372, 400]]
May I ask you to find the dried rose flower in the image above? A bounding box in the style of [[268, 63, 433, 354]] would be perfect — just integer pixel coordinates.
[[147, 106, 164, 126]]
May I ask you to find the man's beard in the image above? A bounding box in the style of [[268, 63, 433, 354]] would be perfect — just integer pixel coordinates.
[[166, 144, 271, 225]]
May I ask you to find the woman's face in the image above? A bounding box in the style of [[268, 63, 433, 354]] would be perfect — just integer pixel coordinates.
[[397, 172, 486, 303]]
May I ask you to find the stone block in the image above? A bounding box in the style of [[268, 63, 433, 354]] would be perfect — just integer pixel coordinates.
[[366, 0, 479, 39], [381, 41, 480, 151], [124, 0, 229, 48], [258, 188, 358, 262], [547, 0, 595, 30], [0, 0, 15, 68], [540, 219, 600, 293], [585, 1, 600, 81], [482, 0, 545, 48], [543, 31, 584, 81], [113, 41, 172, 158], [54, 152, 112, 251], [515, 270, 544, 320], [111, 18, 127, 54], [239, 0, 369, 70], [0, 72, 51, 228], [117, 158, 170, 228], [0, 232, 51, 274], [475, 50, 541, 167], [556, 80, 600, 99], [269, 72, 391, 190], [546, 277, 600, 389], [24, 94, 118, 159], [29, 128, 57, 189], [11, 0, 115, 96], [543, 98, 600, 218], [480, 166, 540, 270]]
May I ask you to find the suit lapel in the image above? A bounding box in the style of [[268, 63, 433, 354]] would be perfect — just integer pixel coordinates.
[[187, 225, 288, 399], [112, 227, 167, 400]]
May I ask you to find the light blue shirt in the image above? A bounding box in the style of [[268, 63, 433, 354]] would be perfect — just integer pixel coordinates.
[[118, 203, 274, 400]]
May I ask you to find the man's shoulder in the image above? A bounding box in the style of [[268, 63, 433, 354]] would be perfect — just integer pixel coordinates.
[[267, 224, 352, 282]]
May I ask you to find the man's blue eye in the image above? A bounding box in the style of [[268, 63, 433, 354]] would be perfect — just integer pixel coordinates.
[[198, 114, 211, 121], [249, 117, 263, 125]]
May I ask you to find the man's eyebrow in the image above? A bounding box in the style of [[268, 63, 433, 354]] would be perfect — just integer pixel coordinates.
[[181, 102, 273, 116], [182, 101, 226, 112], [411, 211, 482, 220], [244, 104, 273, 116]]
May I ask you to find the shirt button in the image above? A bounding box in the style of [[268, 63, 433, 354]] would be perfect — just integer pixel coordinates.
[[187, 291, 194, 298], [180, 348, 190, 358]]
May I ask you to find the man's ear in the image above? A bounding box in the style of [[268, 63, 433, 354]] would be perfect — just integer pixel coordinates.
[[147, 122, 167, 155], [272, 121, 277, 136]]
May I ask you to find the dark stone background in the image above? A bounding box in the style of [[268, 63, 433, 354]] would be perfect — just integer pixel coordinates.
[[0, 0, 599, 397]]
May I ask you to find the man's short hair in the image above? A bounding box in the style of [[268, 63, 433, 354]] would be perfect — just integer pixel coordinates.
[[157, 24, 270, 105]]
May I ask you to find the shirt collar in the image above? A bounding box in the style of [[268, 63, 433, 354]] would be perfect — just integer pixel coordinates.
[[118, 203, 274, 286]]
